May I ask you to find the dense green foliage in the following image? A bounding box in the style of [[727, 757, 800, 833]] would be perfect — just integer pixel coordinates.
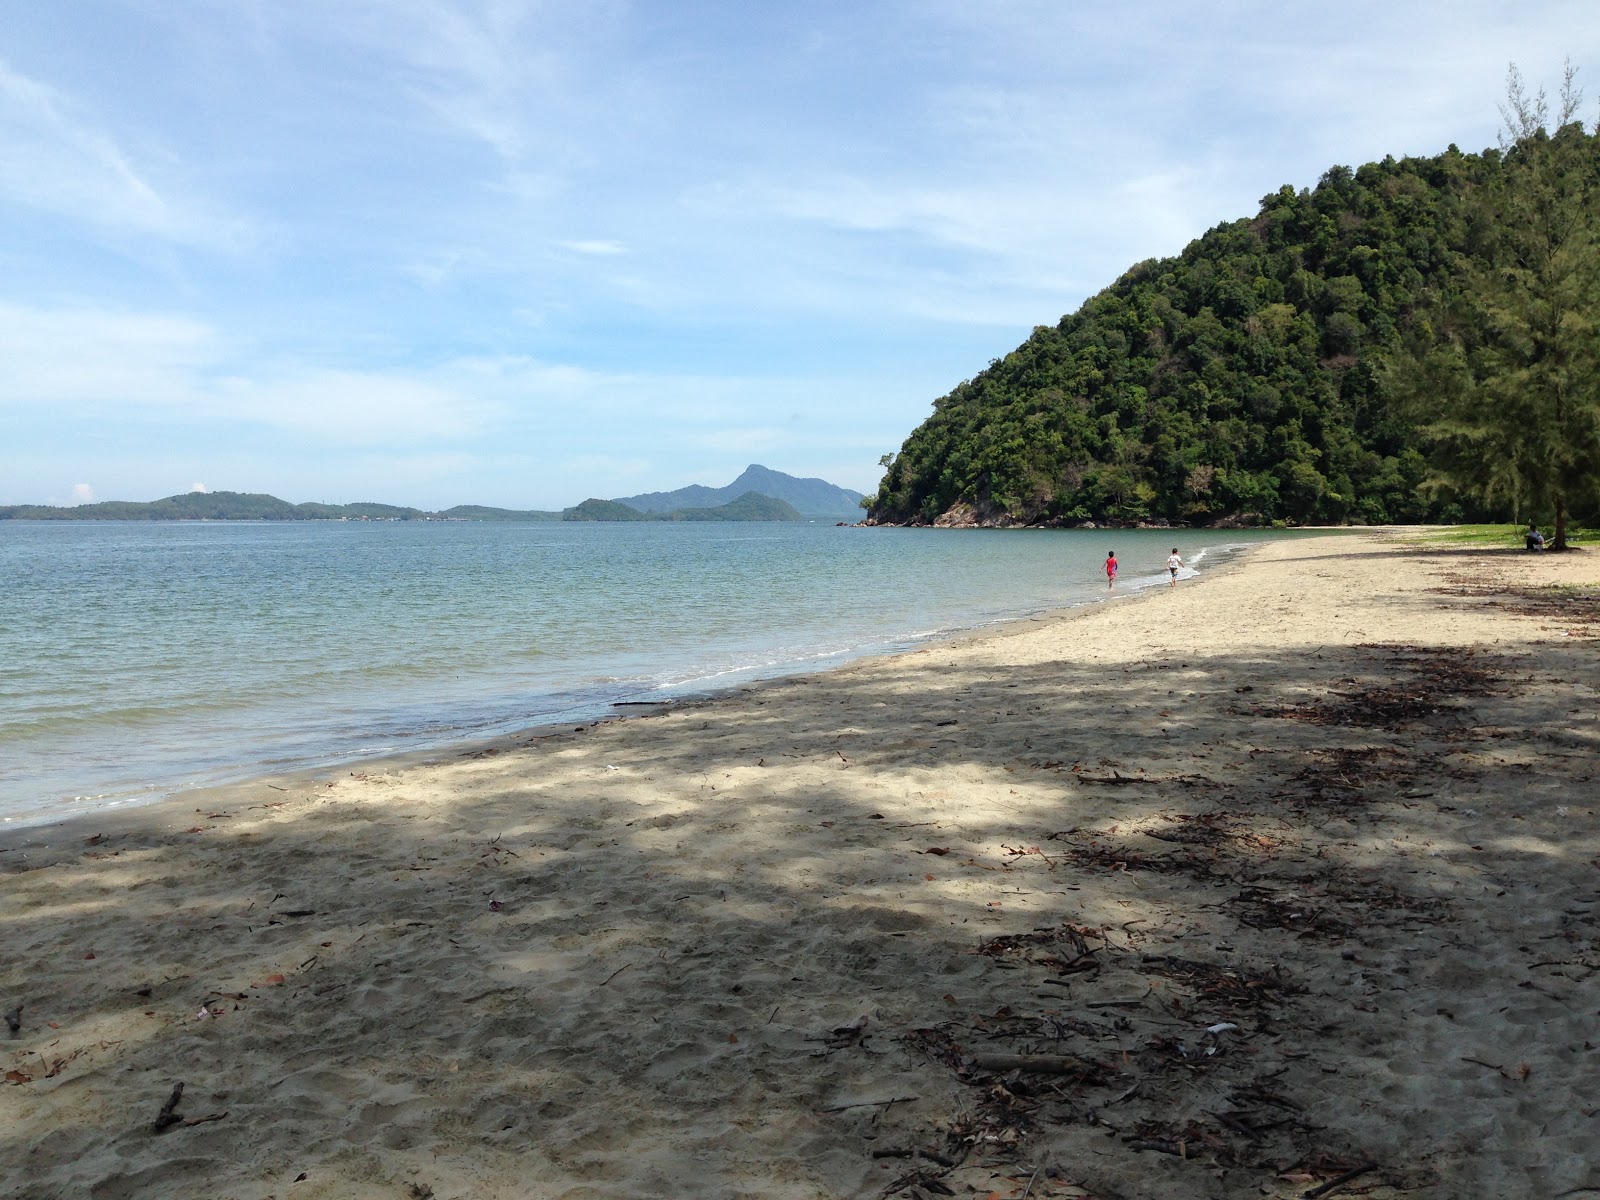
[[1390, 72, 1600, 548], [870, 125, 1600, 528], [562, 492, 804, 522]]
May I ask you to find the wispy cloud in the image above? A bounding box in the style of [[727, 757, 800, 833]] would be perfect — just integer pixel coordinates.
[[0, 58, 251, 249], [560, 239, 628, 256]]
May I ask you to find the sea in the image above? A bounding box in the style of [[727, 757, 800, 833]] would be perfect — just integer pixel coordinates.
[[0, 520, 1304, 827]]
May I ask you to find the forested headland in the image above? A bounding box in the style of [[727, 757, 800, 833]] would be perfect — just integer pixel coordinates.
[[869, 71, 1600, 545]]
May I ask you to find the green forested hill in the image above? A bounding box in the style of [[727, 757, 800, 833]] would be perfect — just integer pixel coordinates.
[[869, 127, 1600, 527]]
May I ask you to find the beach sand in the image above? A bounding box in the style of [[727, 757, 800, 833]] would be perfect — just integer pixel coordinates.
[[3, 532, 1597, 1200]]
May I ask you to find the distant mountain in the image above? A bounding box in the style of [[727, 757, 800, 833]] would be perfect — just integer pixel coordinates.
[[612, 464, 864, 517], [0, 492, 427, 521], [563, 498, 648, 521], [0, 473, 851, 523], [562, 492, 805, 522]]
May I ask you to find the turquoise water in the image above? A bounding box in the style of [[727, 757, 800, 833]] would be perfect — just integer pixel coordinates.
[[0, 521, 1296, 824]]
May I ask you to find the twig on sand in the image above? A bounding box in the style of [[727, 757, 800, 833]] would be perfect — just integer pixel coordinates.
[[153, 1082, 185, 1133], [1303, 1163, 1377, 1198], [1020, 1160, 1043, 1199], [600, 963, 632, 987], [819, 1100, 921, 1120], [970, 1053, 1101, 1077]]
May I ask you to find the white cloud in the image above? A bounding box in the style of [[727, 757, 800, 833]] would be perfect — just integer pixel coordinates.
[[0, 303, 498, 445], [0, 303, 217, 407], [0, 58, 251, 249], [560, 239, 628, 256], [190, 482, 208, 493], [71, 483, 95, 505]]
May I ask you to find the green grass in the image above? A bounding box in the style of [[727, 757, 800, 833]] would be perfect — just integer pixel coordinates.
[[1408, 523, 1591, 547]]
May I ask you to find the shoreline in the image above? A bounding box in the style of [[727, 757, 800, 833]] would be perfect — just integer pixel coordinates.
[[0, 532, 1266, 837], [5, 531, 1597, 1199]]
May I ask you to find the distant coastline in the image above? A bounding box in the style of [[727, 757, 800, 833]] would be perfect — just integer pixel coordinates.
[[0, 489, 811, 524], [0, 464, 868, 524]]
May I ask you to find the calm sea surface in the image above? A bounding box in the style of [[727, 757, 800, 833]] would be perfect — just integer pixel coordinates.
[[0, 521, 1304, 825]]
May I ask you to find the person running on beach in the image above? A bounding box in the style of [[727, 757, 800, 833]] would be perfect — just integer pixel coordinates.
[[1105, 550, 1118, 588], [1167, 547, 1183, 585]]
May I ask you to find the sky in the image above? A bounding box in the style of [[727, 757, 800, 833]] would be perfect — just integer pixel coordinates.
[[1, 2, 1595, 510]]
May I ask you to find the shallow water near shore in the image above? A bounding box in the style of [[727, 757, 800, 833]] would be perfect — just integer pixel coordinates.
[[0, 520, 1309, 823]]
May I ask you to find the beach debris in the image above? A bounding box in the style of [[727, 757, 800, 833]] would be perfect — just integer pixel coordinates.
[[812, 1014, 873, 1052], [4, 1005, 20, 1036], [1301, 1161, 1379, 1198], [1261, 644, 1504, 729], [968, 1052, 1105, 1079], [153, 1082, 185, 1132], [817, 1094, 917, 1113], [488, 899, 505, 912]]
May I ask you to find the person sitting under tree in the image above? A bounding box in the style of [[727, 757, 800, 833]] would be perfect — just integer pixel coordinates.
[[1525, 522, 1546, 551]]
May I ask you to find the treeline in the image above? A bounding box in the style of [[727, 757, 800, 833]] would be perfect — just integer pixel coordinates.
[[870, 103, 1600, 528]]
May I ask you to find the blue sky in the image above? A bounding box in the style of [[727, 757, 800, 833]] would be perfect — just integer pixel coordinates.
[[1, 2, 1594, 509]]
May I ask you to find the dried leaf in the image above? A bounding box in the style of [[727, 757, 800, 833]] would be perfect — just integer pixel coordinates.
[[5, 1070, 33, 1084]]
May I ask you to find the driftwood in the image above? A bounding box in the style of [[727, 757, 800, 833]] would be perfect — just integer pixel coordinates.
[[153, 1082, 185, 1133]]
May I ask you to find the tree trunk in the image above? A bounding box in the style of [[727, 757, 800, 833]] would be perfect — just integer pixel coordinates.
[[1554, 493, 1568, 551]]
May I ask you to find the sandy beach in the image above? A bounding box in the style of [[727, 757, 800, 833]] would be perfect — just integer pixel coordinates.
[[3, 532, 1597, 1200]]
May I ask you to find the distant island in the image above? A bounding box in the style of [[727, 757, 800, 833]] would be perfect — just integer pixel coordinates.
[[564, 492, 804, 522], [0, 465, 864, 524], [611, 464, 863, 519]]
